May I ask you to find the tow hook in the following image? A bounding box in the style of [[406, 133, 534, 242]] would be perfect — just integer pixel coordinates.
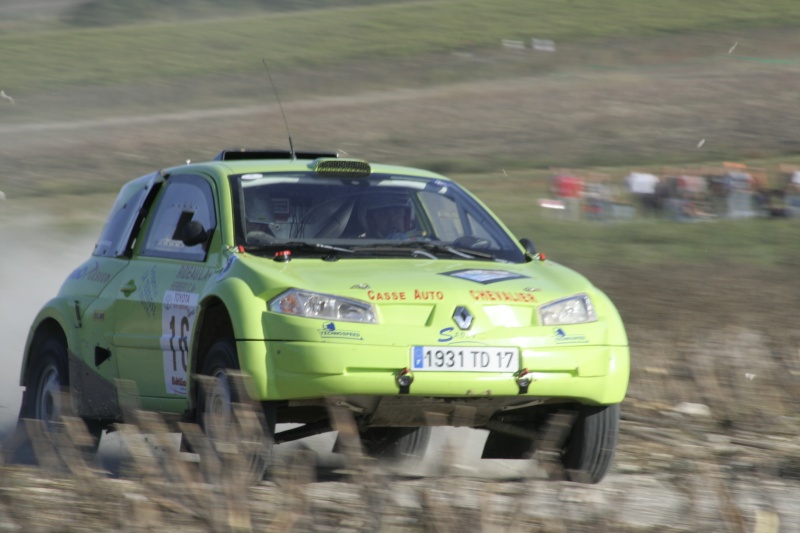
[[396, 367, 413, 394], [515, 368, 531, 394]]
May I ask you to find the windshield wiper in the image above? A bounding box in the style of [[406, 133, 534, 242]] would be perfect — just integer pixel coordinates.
[[243, 241, 355, 255], [353, 242, 495, 260], [433, 243, 495, 260]]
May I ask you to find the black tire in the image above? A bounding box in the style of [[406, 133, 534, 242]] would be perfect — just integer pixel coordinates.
[[561, 403, 620, 484], [197, 339, 272, 482], [20, 338, 69, 429], [8, 338, 68, 465], [14, 337, 105, 456], [360, 426, 431, 461]]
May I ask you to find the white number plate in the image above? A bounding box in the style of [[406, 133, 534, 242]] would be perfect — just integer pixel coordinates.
[[411, 346, 519, 372]]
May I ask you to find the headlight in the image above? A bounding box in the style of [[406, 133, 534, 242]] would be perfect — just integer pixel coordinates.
[[268, 289, 376, 324], [539, 294, 597, 326]]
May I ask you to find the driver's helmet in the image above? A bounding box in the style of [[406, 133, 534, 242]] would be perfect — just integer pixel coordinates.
[[358, 191, 412, 238]]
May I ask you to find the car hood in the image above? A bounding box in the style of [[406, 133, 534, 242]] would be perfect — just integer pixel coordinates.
[[217, 253, 622, 343], [238, 254, 591, 303]]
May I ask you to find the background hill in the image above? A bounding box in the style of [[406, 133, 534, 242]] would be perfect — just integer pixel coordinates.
[[2, 1, 800, 198]]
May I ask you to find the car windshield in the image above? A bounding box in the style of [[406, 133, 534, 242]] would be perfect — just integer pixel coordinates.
[[229, 172, 525, 262]]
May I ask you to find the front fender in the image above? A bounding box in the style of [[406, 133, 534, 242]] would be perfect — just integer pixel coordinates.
[[207, 276, 268, 340], [590, 288, 629, 347], [188, 276, 268, 406]]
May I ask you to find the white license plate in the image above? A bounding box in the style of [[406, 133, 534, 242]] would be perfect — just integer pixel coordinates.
[[411, 346, 519, 372]]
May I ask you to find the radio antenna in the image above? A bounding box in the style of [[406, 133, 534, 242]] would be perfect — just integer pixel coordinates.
[[262, 58, 295, 159]]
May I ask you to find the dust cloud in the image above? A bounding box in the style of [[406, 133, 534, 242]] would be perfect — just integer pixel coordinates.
[[0, 206, 100, 437]]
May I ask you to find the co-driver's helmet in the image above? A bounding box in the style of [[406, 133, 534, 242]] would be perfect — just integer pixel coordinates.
[[357, 191, 411, 236]]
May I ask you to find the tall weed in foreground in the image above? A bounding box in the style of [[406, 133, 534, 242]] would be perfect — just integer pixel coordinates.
[[2, 385, 794, 531]]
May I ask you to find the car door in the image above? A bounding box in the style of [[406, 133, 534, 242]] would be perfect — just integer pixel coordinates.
[[108, 173, 220, 410], [66, 172, 160, 419]]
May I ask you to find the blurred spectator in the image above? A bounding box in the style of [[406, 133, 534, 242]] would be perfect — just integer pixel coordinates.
[[583, 174, 614, 220], [786, 170, 800, 217], [625, 171, 660, 216], [552, 171, 584, 220], [706, 169, 729, 217], [661, 172, 713, 221], [679, 174, 713, 220], [725, 170, 755, 218]]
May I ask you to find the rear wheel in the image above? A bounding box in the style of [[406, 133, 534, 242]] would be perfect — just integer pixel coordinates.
[[11, 337, 100, 462], [561, 403, 620, 484], [197, 339, 273, 482], [21, 338, 69, 429]]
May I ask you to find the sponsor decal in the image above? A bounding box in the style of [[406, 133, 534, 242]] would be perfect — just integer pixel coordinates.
[[443, 269, 529, 285], [367, 290, 407, 301], [169, 280, 197, 293], [366, 289, 445, 301], [437, 327, 476, 343], [319, 322, 363, 341], [469, 289, 537, 303], [216, 255, 237, 280], [176, 265, 214, 281], [413, 289, 444, 301], [553, 327, 588, 344], [160, 290, 199, 396], [139, 266, 158, 318], [438, 327, 454, 342], [68, 260, 112, 283]]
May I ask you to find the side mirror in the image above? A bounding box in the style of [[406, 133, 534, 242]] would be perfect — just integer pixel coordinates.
[[181, 220, 209, 247], [519, 238, 536, 258]]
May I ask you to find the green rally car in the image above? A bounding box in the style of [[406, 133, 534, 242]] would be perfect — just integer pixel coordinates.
[[18, 149, 629, 483]]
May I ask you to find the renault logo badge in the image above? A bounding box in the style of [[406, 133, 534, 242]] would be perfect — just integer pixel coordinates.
[[453, 306, 473, 330]]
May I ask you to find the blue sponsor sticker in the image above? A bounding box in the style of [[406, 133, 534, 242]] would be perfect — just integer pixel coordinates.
[[318, 322, 363, 341], [442, 269, 529, 285], [216, 255, 237, 280], [438, 327, 454, 342], [553, 327, 588, 344]]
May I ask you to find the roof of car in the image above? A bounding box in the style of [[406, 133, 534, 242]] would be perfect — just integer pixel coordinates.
[[166, 149, 450, 182]]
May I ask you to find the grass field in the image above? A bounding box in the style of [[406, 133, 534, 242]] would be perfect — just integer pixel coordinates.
[[3, 2, 800, 108], [5, 0, 800, 92], [3, 2, 800, 201]]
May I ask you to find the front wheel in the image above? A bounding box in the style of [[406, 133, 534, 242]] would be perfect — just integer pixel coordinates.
[[561, 403, 620, 484], [197, 339, 273, 482]]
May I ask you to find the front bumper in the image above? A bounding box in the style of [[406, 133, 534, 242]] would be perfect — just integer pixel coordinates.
[[238, 340, 629, 406]]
